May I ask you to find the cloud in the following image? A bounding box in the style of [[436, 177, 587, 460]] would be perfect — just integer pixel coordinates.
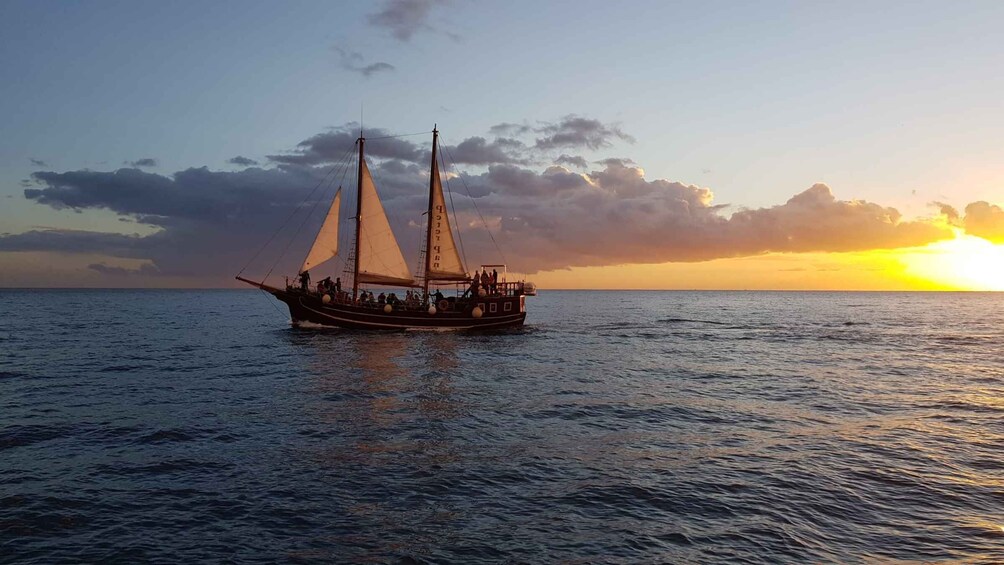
[[448, 163, 952, 271], [268, 124, 423, 166], [489, 122, 532, 137], [367, 0, 446, 42], [446, 136, 525, 165], [555, 155, 588, 169], [962, 201, 1004, 243], [7, 119, 996, 285], [332, 46, 395, 77], [533, 115, 635, 151], [7, 166, 335, 278], [228, 156, 258, 167], [127, 158, 157, 168], [490, 116, 634, 153], [931, 201, 960, 223], [88, 263, 159, 276], [0, 229, 150, 257], [30, 158, 48, 167], [595, 157, 635, 168]]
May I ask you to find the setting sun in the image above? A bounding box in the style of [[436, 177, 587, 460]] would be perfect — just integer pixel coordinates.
[[903, 230, 1004, 291]]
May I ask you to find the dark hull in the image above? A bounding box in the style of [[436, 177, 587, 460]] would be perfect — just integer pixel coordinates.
[[266, 287, 526, 331]]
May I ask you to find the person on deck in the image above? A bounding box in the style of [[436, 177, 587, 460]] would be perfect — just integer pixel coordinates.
[[377, 292, 386, 304], [433, 289, 445, 304], [491, 269, 498, 294], [299, 270, 310, 291], [334, 277, 342, 293], [480, 269, 490, 292]]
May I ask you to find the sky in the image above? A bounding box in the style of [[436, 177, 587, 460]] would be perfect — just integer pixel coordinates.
[[1, 0, 1003, 289]]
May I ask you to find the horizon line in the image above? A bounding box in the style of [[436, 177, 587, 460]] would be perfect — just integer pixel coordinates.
[[0, 287, 1000, 293]]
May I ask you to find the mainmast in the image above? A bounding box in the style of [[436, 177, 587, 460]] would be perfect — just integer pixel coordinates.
[[352, 136, 364, 302], [422, 126, 439, 299]]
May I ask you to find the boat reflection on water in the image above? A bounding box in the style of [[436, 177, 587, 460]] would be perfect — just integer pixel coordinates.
[[289, 330, 469, 560], [300, 331, 463, 429]]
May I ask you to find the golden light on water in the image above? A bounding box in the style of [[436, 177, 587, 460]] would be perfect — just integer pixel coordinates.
[[902, 230, 1004, 291]]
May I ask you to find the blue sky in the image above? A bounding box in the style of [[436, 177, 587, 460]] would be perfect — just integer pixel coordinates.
[[1, 0, 1002, 286]]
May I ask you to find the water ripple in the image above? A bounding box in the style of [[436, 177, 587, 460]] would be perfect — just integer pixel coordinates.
[[1, 290, 1003, 562]]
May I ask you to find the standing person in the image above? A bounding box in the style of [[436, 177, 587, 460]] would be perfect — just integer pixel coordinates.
[[334, 277, 341, 293], [299, 270, 310, 291], [491, 269, 498, 294], [480, 269, 490, 290]]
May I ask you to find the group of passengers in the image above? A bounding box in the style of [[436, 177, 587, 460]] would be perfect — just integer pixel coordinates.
[[357, 290, 424, 308], [296, 267, 518, 309], [466, 268, 500, 297], [317, 276, 341, 294]]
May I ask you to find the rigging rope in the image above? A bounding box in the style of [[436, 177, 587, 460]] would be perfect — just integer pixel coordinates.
[[261, 144, 356, 283], [238, 145, 356, 279], [365, 130, 433, 140], [438, 147, 469, 271], [439, 138, 508, 266]]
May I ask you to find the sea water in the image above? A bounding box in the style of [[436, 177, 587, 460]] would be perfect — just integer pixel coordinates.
[[1, 290, 1002, 562]]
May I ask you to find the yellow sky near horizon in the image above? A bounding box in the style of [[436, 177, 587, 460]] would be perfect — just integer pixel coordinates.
[[530, 231, 1004, 292]]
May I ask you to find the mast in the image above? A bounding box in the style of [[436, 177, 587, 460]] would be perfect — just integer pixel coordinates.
[[352, 136, 364, 302], [423, 126, 439, 299]]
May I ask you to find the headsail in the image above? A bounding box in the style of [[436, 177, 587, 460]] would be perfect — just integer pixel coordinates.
[[300, 189, 341, 273], [357, 160, 415, 286], [425, 153, 467, 280]]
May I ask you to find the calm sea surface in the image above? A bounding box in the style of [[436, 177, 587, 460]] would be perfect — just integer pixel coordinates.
[[1, 290, 1002, 563]]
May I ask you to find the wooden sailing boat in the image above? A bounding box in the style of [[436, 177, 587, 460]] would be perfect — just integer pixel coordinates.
[[237, 128, 533, 330]]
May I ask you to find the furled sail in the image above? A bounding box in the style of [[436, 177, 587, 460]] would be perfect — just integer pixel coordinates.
[[300, 189, 341, 273], [357, 160, 415, 286], [425, 156, 467, 280]]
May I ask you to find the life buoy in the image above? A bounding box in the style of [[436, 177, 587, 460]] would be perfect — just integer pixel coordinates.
[[437, 299, 450, 311]]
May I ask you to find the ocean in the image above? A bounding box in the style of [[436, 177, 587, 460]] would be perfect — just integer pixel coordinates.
[[1, 289, 1002, 563]]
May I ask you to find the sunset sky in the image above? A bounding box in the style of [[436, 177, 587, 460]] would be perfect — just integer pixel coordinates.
[[1, 0, 1003, 289]]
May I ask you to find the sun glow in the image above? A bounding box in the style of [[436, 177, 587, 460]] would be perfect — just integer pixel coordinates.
[[902, 230, 1004, 291]]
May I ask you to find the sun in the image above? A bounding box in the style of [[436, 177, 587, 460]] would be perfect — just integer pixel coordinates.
[[902, 230, 1004, 291]]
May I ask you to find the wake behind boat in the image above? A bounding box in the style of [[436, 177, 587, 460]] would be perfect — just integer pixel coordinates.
[[237, 127, 535, 330]]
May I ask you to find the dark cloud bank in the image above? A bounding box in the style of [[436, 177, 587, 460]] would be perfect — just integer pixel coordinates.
[[3, 116, 1001, 284]]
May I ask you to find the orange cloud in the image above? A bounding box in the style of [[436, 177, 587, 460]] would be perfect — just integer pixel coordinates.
[[962, 201, 1004, 243]]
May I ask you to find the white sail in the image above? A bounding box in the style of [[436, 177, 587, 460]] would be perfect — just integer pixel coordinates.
[[426, 156, 467, 280], [300, 189, 341, 273], [357, 160, 415, 286]]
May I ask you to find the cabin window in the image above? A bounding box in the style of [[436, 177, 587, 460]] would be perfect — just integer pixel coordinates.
[[504, 301, 512, 312], [489, 303, 497, 313]]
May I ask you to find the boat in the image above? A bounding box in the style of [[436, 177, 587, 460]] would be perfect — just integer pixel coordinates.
[[236, 127, 533, 330]]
